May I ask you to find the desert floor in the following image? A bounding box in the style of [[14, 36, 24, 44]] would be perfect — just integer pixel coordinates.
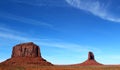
[[1, 64, 120, 70]]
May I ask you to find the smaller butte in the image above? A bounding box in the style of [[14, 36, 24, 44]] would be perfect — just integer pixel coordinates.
[[75, 51, 102, 66]]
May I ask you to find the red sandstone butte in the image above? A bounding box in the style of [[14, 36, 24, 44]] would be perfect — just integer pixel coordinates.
[[2, 42, 53, 66], [76, 51, 102, 66]]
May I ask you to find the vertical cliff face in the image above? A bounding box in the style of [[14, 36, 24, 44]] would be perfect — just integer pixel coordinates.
[[12, 42, 41, 58], [88, 52, 94, 60], [2, 42, 53, 66]]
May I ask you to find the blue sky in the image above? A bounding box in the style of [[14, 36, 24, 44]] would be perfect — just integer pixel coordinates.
[[0, 0, 120, 65]]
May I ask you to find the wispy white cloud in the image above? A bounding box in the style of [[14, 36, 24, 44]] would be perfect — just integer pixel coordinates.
[[0, 26, 43, 41], [0, 12, 53, 28], [37, 41, 99, 52], [0, 27, 99, 53], [0, 32, 29, 41], [11, 0, 68, 7], [0, 32, 97, 52], [98, 54, 120, 64], [66, 0, 120, 23], [0, 26, 23, 35]]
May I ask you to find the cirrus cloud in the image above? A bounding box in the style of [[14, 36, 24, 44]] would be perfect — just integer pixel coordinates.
[[66, 0, 120, 23]]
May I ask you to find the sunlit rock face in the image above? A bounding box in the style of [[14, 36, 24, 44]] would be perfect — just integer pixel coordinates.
[[12, 42, 41, 58], [2, 42, 53, 66]]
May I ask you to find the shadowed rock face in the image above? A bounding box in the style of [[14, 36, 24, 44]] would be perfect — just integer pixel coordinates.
[[2, 42, 53, 66], [88, 51, 95, 60], [12, 42, 41, 58]]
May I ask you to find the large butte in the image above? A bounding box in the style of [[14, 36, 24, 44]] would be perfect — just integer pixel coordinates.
[[2, 42, 53, 66]]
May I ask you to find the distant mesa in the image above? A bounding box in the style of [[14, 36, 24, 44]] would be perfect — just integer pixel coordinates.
[[2, 42, 53, 66], [75, 51, 102, 66]]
